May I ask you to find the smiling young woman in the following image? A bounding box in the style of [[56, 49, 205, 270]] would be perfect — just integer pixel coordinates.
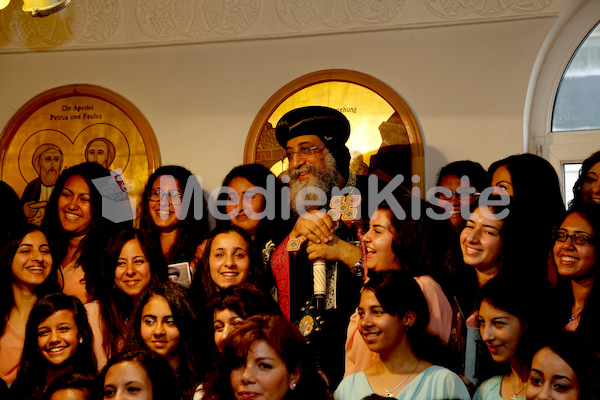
[[11, 293, 96, 400], [460, 204, 505, 288], [189, 225, 272, 313], [0, 224, 59, 385], [138, 165, 209, 273], [217, 164, 292, 283], [86, 229, 167, 369], [344, 198, 454, 378], [473, 271, 557, 400], [128, 281, 203, 400], [42, 162, 132, 305], [552, 205, 600, 337], [336, 271, 469, 400]]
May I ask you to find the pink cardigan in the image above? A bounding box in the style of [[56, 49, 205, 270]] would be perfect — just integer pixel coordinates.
[[0, 321, 24, 384], [344, 275, 452, 377]]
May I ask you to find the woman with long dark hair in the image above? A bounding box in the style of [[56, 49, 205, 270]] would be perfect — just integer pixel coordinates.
[[488, 154, 565, 283], [189, 225, 269, 306], [128, 281, 202, 400], [0, 224, 58, 385], [87, 228, 167, 368], [42, 162, 131, 304], [552, 204, 600, 338], [473, 271, 555, 400], [219, 164, 292, 269], [526, 331, 600, 400], [11, 293, 96, 400], [138, 165, 209, 271]]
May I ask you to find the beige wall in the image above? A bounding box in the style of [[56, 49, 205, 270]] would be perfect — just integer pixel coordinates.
[[0, 2, 567, 193]]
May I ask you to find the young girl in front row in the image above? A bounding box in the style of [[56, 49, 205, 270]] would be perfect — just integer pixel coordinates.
[[527, 331, 600, 400], [335, 271, 470, 400], [94, 349, 179, 400], [129, 281, 203, 400], [11, 293, 96, 400], [473, 270, 556, 400]]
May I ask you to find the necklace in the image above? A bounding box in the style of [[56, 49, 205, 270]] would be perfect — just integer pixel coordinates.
[[510, 371, 527, 400], [375, 360, 421, 398], [569, 308, 583, 323]]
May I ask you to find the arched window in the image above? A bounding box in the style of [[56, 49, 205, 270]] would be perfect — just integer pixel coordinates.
[[527, 0, 600, 206], [553, 23, 600, 132]]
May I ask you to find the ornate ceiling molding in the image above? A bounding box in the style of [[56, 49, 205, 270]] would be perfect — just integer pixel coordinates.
[[275, 0, 406, 29], [0, 0, 565, 53], [423, 0, 555, 19]]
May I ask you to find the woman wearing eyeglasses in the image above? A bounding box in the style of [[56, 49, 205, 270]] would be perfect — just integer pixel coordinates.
[[553, 204, 600, 336], [138, 165, 209, 273]]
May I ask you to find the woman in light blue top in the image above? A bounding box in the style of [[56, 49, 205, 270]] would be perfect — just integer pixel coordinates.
[[473, 270, 556, 400], [335, 271, 470, 400]]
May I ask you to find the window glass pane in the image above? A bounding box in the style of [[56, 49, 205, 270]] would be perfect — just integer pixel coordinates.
[[563, 163, 582, 206], [552, 23, 600, 132]]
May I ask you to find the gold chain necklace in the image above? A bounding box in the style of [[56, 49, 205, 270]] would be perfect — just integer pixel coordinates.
[[375, 360, 421, 398]]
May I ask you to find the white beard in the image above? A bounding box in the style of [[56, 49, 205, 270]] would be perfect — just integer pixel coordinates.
[[288, 151, 343, 216]]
